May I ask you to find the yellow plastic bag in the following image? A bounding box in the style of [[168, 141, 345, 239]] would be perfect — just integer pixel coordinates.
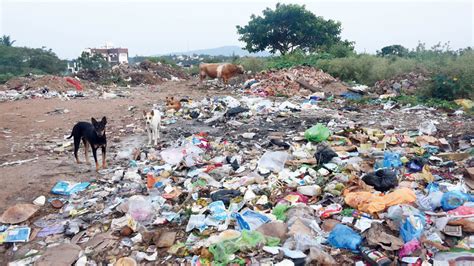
[[454, 99, 474, 110], [344, 188, 417, 214]]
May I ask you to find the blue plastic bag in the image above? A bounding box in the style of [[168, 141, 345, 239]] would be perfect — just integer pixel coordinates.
[[51, 181, 90, 196], [235, 210, 270, 231], [328, 224, 362, 252], [440, 191, 472, 211], [383, 151, 402, 169], [209, 201, 228, 221], [400, 215, 425, 243]]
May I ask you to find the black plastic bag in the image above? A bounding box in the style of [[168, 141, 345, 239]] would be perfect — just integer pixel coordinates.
[[210, 190, 242, 206], [314, 146, 338, 165], [226, 107, 249, 117], [362, 169, 398, 192]]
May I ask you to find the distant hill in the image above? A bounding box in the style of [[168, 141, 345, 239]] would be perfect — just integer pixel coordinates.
[[164, 45, 271, 57]]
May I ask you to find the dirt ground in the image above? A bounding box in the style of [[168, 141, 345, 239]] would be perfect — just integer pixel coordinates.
[[0, 80, 229, 213]]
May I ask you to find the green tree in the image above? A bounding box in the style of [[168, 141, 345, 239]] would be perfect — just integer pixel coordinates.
[[0, 35, 16, 47], [236, 3, 346, 55], [377, 44, 409, 57], [0, 45, 66, 83], [77, 51, 109, 70]]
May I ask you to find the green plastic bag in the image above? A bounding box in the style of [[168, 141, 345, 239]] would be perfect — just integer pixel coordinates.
[[237, 230, 266, 249], [272, 204, 290, 221], [209, 240, 239, 265], [304, 123, 330, 142], [265, 236, 281, 246]]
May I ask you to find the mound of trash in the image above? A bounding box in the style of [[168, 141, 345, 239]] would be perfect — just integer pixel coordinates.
[[244, 66, 349, 97], [371, 71, 429, 95], [3, 90, 473, 265], [2, 75, 88, 92], [76, 60, 189, 85]]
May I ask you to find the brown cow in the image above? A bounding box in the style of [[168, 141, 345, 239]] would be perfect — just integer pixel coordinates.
[[199, 63, 244, 84]]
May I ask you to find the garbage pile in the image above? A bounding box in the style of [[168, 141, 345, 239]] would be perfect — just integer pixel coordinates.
[[3, 75, 87, 92], [371, 71, 429, 95], [243, 66, 349, 97], [76, 60, 189, 86], [0, 75, 90, 101], [1, 93, 474, 265]]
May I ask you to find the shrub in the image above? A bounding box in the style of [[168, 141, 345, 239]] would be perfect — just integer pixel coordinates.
[[315, 54, 421, 85], [236, 57, 267, 73]]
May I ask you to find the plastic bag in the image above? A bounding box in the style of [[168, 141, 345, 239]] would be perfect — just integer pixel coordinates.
[[417, 190, 443, 211], [127, 195, 153, 223], [344, 188, 417, 214], [235, 210, 271, 231], [447, 206, 474, 216], [418, 120, 437, 136], [160, 143, 203, 166], [258, 151, 289, 173], [400, 214, 425, 243], [209, 230, 278, 265], [209, 201, 228, 221], [399, 239, 421, 258], [185, 214, 207, 232], [314, 145, 338, 165], [441, 191, 472, 211], [237, 230, 266, 249], [209, 240, 239, 265], [362, 169, 398, 192], [272, 204, 290, 221], [382, 151, 402, 169], [211, 190, 241, 206], [454, 99, 474, 110], [51, 181, 90, 196], [304, 123, 330, 142], [327, 224, 362, 252]]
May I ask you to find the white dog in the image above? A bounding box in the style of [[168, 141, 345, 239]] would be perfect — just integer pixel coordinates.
[[143, 109, 161, 145]]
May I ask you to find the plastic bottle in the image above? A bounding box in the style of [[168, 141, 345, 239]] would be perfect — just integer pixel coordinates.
[[359, 246, 392, 266]]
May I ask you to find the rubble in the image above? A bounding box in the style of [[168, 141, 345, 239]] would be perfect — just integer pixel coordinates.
[[1, 77, 473, 266], [76, 60, 189, 85], [371, 71, 429, 95], [243, 66, 349, 97], [0, 75, 92, 101]]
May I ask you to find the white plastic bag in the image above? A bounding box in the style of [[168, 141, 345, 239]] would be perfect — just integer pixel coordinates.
[[258, 151, 289, 173]]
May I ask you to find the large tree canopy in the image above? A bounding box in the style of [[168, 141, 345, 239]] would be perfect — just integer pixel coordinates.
[[237, 3, 346, 55], [377, 44, 409, 57], [77, 52, 109, 71], [0, 44, 66, 83]]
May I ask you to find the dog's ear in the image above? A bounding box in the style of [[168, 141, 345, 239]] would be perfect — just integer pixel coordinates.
[[143, 110, 147, 116], [151, 110, 154, 116], [91, 117, 98, 126], [101, 116, 107, 125]]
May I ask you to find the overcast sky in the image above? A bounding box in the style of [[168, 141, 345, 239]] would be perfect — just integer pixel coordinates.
[[1, 0, 472, 59]]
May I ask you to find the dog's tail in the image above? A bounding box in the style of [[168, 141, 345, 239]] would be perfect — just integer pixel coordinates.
[[66, 130, 73, 139]]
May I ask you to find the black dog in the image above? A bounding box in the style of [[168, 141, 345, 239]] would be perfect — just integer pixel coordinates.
[[67, 117, 107, 171]]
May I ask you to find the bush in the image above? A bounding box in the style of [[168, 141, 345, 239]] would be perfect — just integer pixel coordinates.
[[236, 57, 267, 73], [416, 50, 473, 100], [315, 54, 420, 85], [266, 50, 333, 69], [0, 73, 15, 84]]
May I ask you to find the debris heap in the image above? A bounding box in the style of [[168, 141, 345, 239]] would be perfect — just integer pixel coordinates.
[[2, 75, 88, 92], [371, 71, 429, 95], [244, 66, 348, 97], [2, 91, 473, 265], [77, 60, 189, 85]]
